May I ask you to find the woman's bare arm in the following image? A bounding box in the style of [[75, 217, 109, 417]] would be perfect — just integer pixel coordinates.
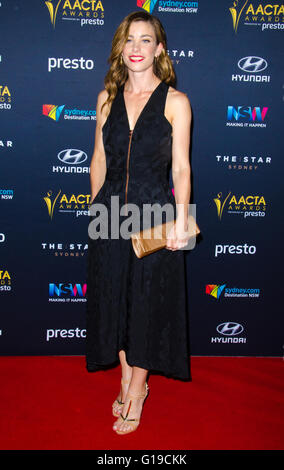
[[165, 88, 192, 249], [90, 90, 109, 202]]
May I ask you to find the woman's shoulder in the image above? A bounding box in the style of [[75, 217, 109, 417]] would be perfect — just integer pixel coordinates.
[[97, 88, 109, 106], [167, 86, 191, 107], [166, 86, 191, 120], [96, 89, 110, 122]]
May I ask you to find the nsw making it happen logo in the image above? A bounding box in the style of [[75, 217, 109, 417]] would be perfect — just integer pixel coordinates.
[[226, 105, 268, 128], [49, 282, 87, 302]]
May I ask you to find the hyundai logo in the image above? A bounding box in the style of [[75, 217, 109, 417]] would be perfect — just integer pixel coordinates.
[[238, 57, 268, 73], [216, 322, 244, 336], [58, 149, 88, 165]]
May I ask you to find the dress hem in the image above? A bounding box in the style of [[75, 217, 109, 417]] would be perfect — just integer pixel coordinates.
[[86, 357, 191, 382]]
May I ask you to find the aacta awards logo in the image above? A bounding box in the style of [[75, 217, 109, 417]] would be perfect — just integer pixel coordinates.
[[45, 0, 62, 27], [44, 0, 105, 28], [229, 1, 284, 33], [0, 269, 11, 292], [229, 0, 249, 32], [43, 190, 91, 219], [0, 85, 12, 110], [213, 191, 266, 219]]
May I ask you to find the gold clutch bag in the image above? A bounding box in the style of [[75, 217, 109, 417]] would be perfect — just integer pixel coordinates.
[[131, 215, 200, 259]]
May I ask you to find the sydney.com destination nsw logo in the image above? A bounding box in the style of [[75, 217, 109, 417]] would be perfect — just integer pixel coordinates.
[[44, 0, 105, 28], [138, 0, 198, 14], [206, 284, 260, 300], [42, 104, 96, 122]]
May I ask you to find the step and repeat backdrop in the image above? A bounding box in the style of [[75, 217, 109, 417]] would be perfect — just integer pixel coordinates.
[[0, 1, 283, 357]]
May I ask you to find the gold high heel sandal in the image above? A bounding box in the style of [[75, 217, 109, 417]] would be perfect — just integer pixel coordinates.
[[112, 378, 131, 417], [115, 382, 149, 435]]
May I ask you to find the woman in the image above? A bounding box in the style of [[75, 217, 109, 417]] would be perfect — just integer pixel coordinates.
[[86, 10, 192, 435]]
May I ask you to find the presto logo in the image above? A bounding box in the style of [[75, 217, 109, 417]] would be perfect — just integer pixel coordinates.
[[48, 57, 95, 72], [215, 244, 256, 257]]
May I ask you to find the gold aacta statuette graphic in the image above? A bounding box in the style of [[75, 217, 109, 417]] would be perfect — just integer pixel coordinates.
[[229, 0, 248, 33], [45, 0, 62, 28], [214, 192, 231, 220], [44, 190, 61, 219]]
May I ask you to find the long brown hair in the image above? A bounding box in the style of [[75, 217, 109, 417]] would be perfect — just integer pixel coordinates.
[[102, 11, 176, 111]]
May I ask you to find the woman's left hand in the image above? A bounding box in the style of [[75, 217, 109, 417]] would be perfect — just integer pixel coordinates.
[[166, 219, 190, 251]]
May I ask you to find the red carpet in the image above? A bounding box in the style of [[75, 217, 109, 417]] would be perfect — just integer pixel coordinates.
[[0, 356, 282, 450]]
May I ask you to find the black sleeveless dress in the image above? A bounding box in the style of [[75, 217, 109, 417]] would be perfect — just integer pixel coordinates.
[[86, 81, 191, 381]]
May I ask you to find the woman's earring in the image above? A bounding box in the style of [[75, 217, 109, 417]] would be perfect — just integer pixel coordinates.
[[120, 54, 124, 65]]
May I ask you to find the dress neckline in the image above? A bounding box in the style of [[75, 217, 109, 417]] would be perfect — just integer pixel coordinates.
[[122, 81, 163, 133]]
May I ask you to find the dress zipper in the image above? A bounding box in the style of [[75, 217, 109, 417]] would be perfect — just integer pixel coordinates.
[[124, 129, 133, 214]]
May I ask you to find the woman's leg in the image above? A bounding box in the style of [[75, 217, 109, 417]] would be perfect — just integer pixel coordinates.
[[112, 350, 133, 416], [113, 363, 148, 432], [119, 350, 133, 382]]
